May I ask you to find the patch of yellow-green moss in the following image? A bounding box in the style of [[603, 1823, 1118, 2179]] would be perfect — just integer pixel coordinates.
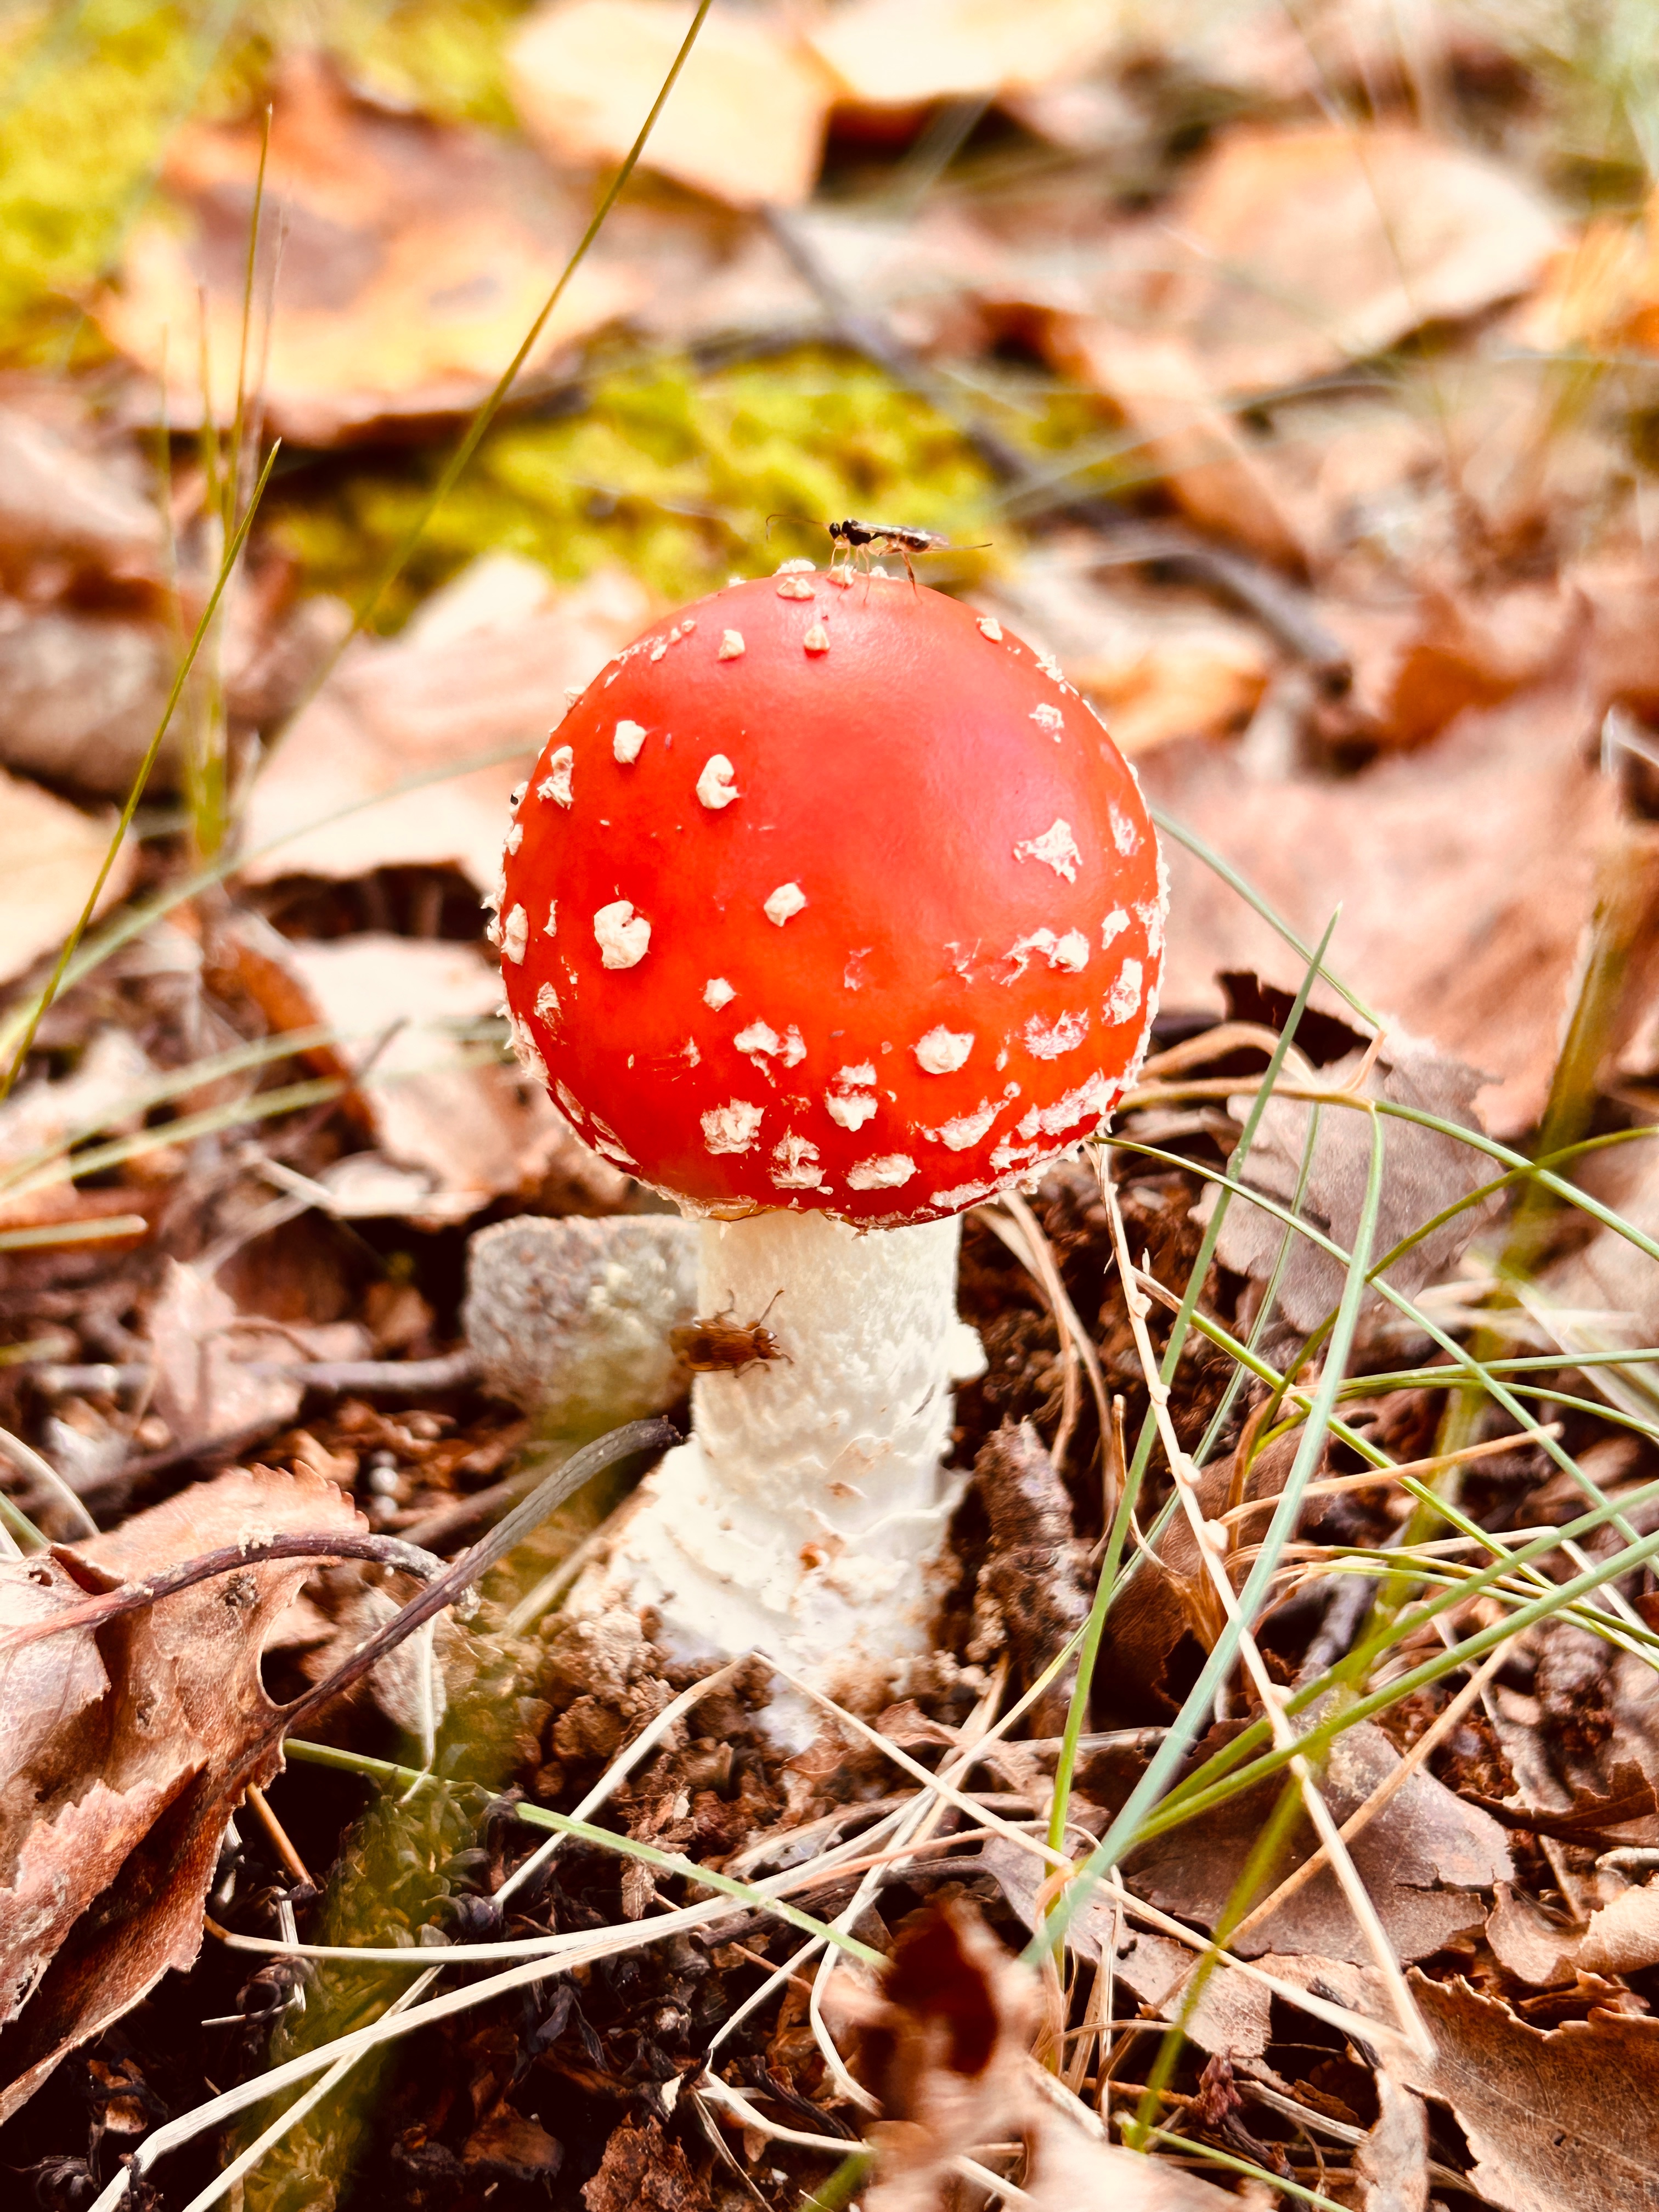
[[268, 349, 1008, 627]]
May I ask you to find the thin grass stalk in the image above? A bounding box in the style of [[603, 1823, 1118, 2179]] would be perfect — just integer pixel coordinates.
[[1032, 1108, 1387, 1961], [0, 442, 280, 1102], [1043, 916, 1343, 1860]]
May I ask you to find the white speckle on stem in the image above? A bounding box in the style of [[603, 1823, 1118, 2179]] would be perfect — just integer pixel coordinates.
[[915, 1026, 973, 1074], [501, 906, 528, 963], [704, 977, 737, 1009], [1013, 819, 1080, 882], [539, 747, 574, 807], [846, 1153, 916, 1190], [764, 882, 806, 926], [593, 899, 651, 969], [703, 1099, 764, 1153], [697, 755, 741, 809], [613, 719, 647, 764], [718, 630, 746, 660]]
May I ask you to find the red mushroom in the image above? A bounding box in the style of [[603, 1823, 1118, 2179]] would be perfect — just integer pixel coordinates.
[[493, 564, 1164, 1724]]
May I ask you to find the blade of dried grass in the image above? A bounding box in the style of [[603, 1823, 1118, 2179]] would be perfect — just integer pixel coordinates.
[[1045, 915, 1341, 1861], [0, 442, 280, 1102]]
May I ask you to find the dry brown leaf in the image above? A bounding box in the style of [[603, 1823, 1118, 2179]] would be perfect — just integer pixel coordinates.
[[982, 556, 1273, 755], [0, 1027, 154, 1232], [837, 1897, 1234, 2209], [1156, 125, 1562, 396], [1143, 680, 1618, 1138], [0, 1464, 361, 2120], [144, 1258, 368, 1457], [240, 561, 647, 894], [0, 404, 163, 585], [580, 2114, 698, 2211], [809, 0, 1121, 110], [1356, 2068, 1429, 2212], [279, 933, 618, 1218], [1486, 1883, 1579, 1991], [1402, 1972, 1659, 2212], [1203, 1040, 1497, 1336], [511, 0, 831, 210], [1043, 325, 1307, 567], [98, 57, 642, 445], [1126, 1721, 1513, 1966], [0, 770, 138, 991]]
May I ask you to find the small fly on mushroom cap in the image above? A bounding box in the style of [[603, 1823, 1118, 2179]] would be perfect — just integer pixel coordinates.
[[494, 567, 1164, 1732]]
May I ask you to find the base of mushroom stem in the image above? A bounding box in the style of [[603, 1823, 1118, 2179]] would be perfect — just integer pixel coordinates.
[[567, 1206, 984, 1747]]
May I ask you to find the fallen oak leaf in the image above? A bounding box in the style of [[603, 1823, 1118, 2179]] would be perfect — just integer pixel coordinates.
[[0, 1465, 363, 2122], [1401, 1971, 1659, 2212], [0, 1418, 675, 2122]]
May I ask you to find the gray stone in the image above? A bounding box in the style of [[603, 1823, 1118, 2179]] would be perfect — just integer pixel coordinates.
[[462, 1214, 697, 1430]]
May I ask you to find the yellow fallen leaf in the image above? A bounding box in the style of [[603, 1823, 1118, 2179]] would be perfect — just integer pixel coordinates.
[[510, 0, 832, 209], [0, 769, 135, 990], [97, 55, 643, 444], [809, 0, 1120, 109]]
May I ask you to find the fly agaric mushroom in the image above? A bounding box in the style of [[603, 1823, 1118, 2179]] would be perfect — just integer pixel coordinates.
[[494, 567, 1164, 1730]]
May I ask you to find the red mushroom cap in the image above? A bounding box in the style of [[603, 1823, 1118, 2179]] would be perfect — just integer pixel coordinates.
[[496, 571, 1164, 1227]]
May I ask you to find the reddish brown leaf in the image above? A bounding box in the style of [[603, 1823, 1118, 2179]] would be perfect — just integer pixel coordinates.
[[0, 1465, 361, 2121]]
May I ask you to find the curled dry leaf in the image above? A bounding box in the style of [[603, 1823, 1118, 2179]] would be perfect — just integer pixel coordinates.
[[240, 562, 648, 896], [1401, 1971, 1659, 2212], [511, 0, 832, 210], [1201, 1039, 1496, 1338], [0, 1464, 361, 2121], [839, 1898, 1236, 2210], [97, 56, 642, 445], [0, 403, 163, 585], [0, 769, 138, 992]]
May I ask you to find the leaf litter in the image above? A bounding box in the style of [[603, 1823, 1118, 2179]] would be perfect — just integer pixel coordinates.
[[14, 3, 1659, 2209]]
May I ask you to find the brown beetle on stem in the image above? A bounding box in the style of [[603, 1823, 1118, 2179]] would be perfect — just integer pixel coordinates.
[[670, 1290, 788, 1376]]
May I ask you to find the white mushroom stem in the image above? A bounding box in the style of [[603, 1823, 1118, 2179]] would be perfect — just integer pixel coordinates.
[[570, 1207, 985, 1743]]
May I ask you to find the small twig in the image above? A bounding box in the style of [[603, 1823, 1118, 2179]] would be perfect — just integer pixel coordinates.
[[267, 1418, 675, 1743], [246, 1783, 312, 1889], [0, 1531, 447, 1652]]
